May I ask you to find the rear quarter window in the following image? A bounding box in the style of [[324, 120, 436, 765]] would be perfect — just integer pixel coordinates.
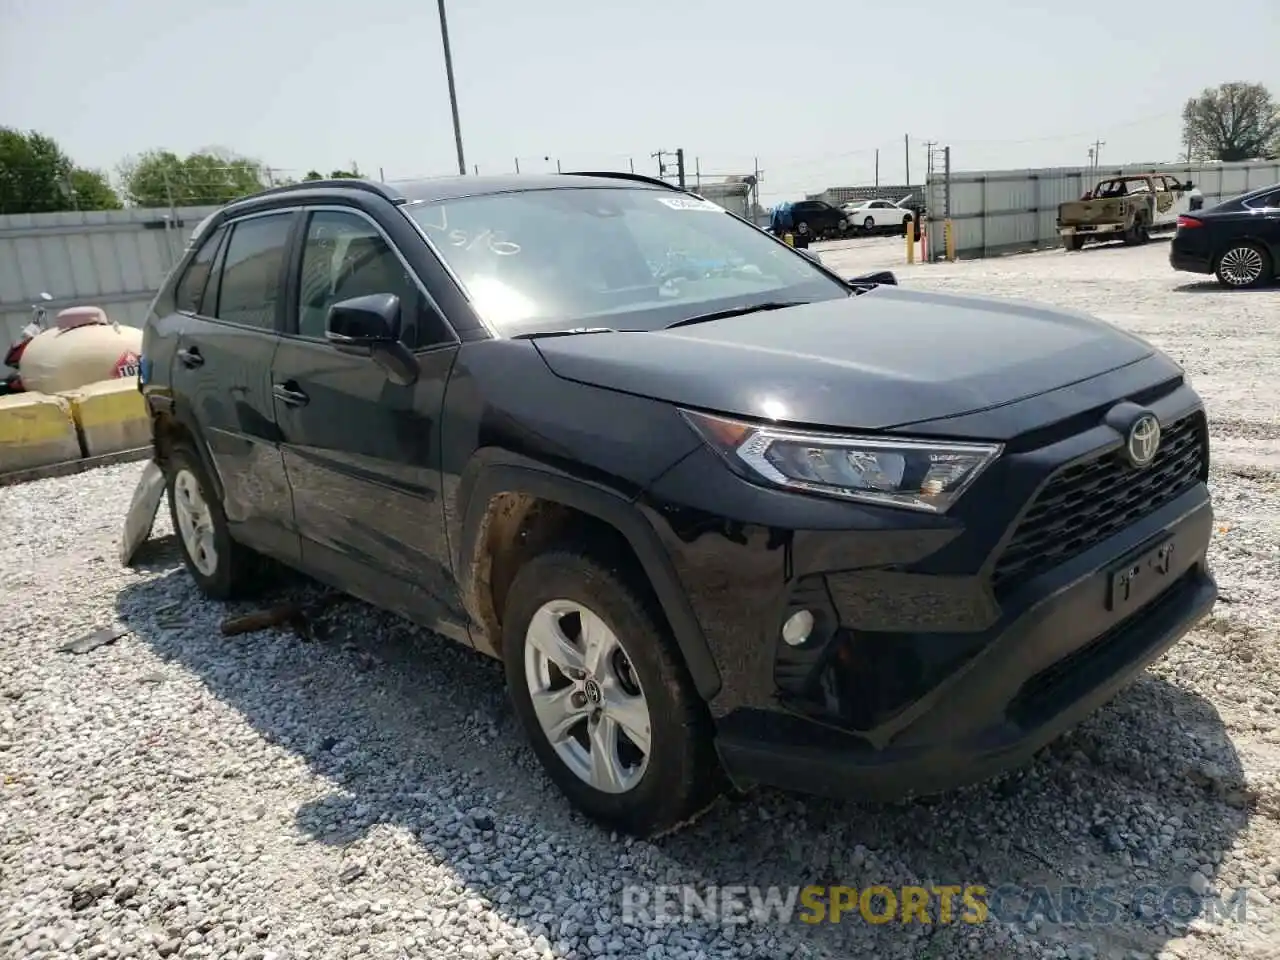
[[173, 225, 228, 315]]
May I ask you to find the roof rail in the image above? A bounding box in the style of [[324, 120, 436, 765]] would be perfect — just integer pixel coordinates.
[[233, 178, 404, 206], [560, 170, 684, 192]]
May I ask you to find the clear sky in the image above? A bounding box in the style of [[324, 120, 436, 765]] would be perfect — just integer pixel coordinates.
[[2, 0, 1277, 202]]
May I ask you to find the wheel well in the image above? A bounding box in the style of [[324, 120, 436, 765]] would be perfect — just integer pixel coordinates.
[[151, 410, 191, 464], [469, 492, 656, 650], [150, 412, 223, 499]]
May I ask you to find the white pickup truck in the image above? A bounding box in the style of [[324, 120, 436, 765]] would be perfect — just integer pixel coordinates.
[[1057, 174, 1203, 250]]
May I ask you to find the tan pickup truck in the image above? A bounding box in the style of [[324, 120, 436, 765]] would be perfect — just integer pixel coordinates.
[[1057, 174, 1203, 250]]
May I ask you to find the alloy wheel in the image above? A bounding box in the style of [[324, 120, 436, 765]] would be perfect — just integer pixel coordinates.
[[173, 468, 218, 576], [523, 599, 652, 794], [1219, 246, 1265, 286]]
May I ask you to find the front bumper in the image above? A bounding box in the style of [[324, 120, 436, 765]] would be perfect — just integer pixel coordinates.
[[640, 383, 1215, 803], [714, 493, 1215, 801]]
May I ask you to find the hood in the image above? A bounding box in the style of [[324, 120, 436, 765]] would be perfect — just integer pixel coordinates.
[[531, 286, 1156, 431]]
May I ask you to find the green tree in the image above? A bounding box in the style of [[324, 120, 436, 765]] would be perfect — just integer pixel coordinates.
[[119, 148, 268, 207], [68, 168, 122, 210], [0, 127, 122, 214], [1182, 82, 1280, 162], [302, 168, 361, 181]]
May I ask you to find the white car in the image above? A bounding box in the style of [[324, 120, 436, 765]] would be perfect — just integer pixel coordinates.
[[841, 197, 916, 233]]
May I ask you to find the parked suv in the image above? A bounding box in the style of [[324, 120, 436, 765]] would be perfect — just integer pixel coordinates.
[[139, 172, 1216, 837], [785, 199, 849, 240]]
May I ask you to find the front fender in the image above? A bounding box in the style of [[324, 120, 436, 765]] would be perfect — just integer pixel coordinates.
[[453, 447, 722, 701]]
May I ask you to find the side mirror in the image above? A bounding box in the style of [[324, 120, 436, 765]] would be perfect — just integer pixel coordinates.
[[326, 293, 401, 350], [848, 270, 898, 288], [325, 293, 419, 386], [1184, 182, 1195, 190]]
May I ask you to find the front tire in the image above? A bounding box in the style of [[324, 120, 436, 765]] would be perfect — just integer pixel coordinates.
[[1215, 242, 1271, 289], [502, 549, 719, 836], [164, 445, 255, 600], [863, 216, 876, 233]]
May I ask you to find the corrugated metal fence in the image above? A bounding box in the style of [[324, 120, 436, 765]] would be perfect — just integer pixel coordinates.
[[924, 160, 1280, 261], [0, 205, 219, 354]]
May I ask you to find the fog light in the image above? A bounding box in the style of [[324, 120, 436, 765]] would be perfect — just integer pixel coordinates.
[[781, 609, 815, 647]]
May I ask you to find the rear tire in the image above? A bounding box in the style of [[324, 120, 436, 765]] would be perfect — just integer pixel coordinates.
[[164, 444, 257, 600], [863, 216, 876, 233], [501, 549, 719, 837], [1215, 242, 1271, 289], [1123, 217, 1150, 245]]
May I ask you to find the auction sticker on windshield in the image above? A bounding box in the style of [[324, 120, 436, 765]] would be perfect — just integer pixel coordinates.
[[656, 196, 722, 212]]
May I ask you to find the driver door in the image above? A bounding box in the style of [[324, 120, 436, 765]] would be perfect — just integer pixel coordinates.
[[1150, 176, 1178, 225], [269, 205, 469, 640]]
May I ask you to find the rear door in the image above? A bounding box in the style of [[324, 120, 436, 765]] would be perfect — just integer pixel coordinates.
[[170, 209, 301, 563], [269, 204, 468, 639]]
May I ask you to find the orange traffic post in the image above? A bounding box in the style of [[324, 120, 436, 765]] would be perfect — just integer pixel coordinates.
[[905, 219, 915, 264], [945, 219, 956, 262]]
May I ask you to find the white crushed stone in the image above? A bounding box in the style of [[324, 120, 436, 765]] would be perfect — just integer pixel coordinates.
[[1, 238, 1278, 960]]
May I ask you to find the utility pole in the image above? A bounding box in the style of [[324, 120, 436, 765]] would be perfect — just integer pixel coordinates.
[[652, 149, 670, 180], [652, 149, 686, 187], [435, 0, 466, 175], [1090, 139, 1105, 173], [695, 156, 701, 190], [904, 134, 910, 185], [874, 149, 879, 188], [753, 156, 761, 219]]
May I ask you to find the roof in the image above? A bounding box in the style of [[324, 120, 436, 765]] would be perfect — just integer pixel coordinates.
[[397, 173, 675, 202], [227, 172, 678, 214]]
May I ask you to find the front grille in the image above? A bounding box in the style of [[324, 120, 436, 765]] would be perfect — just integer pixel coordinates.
[[991, 411, 1206, 594]]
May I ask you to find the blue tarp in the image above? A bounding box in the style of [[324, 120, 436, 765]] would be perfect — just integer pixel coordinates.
[[769, 202, 794, 233]]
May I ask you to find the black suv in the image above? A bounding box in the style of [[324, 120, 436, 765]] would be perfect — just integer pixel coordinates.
[[785, 199, 849, 241], [139, 172, 1216, 836]]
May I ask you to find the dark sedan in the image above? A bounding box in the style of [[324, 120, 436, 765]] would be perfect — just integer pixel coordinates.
[[1170, 182, 1280, 288]]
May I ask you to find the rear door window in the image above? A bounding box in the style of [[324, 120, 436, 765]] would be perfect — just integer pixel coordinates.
[[1243, 190, 1280, 210], [211, 213, 294, 330]]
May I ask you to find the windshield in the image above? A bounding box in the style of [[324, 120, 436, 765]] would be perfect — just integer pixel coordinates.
[[401, 186, 848, 335]]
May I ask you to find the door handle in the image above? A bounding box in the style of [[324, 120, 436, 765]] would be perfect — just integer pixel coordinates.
[[272, 383, 309, 407], [177, 346, 204, 369]]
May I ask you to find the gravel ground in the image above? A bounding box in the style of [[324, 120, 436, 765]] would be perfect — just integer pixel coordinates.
[[2, 239, 1279, 960]]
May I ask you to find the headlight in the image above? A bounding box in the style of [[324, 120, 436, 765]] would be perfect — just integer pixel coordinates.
[[680, 410, 1002, 513]]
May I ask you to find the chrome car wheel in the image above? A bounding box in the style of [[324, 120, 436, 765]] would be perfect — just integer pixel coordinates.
[[173, 467, 218, 576], [1218, 245, 1265, 286], [523, 599, 652, 794]]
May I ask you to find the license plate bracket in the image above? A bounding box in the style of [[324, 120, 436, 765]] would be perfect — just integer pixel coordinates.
[[1106, 535, 1177, 612]]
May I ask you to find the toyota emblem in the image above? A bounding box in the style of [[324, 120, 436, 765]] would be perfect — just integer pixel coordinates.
[[1125, 414, 1161, 468]]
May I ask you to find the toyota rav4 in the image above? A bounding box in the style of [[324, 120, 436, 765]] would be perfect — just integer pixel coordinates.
[[136, 172, 1216, 836]]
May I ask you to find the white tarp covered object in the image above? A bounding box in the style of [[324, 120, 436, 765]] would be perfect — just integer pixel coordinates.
[[19, 308, 142, 395]]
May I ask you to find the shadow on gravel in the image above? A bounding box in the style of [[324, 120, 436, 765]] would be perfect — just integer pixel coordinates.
[[1171, 281, 1279, 294], [117, 557, 1249, 960]]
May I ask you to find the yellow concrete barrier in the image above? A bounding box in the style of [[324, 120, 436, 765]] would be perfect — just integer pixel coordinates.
[[59, 378, 149, 457], [0, 392, 82, 473]]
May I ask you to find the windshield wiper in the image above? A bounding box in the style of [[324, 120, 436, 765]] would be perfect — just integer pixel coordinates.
[[511, 327, 617, 340], [664, 301, 809, 329]]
